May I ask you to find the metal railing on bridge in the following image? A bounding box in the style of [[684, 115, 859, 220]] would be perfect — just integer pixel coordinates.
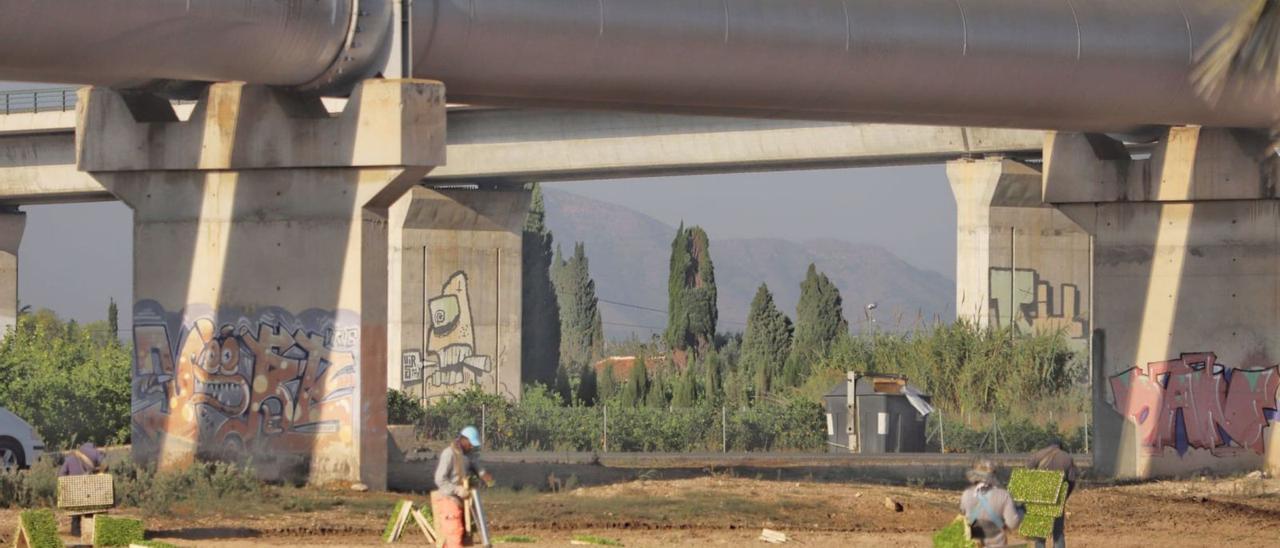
[[0, 87, 77, 114]]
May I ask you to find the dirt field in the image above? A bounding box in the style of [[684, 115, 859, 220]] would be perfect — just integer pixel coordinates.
[[2, 475, 1277, 547]]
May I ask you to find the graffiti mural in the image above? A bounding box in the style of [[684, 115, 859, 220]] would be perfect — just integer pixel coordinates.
[[132, 301, 359, 456], [1110, 352, 1280, 456], [406, 271, 492, 388], [989, 268, 1086, 339]]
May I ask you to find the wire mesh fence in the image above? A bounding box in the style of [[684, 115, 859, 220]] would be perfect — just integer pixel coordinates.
[[412, 402, 829, 453]]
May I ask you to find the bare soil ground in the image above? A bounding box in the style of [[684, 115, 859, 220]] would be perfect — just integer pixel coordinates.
[[2, 475, 1277, 547]]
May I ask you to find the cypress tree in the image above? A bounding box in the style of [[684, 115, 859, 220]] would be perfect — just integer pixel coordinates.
[[621, 353, 649, 408], [598, 362, 618, 402], [107, 298, 119, 342], [522, 184, 562, 387], [787, 264, 849, 386], [739, 284, 793, 398], [702, 348, 722, 404], [555, 242, 604, 372], [666, 225, 718, 354]]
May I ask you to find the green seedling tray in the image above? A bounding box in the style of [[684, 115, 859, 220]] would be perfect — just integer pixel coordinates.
[[94, 515, 145, 547], [932, 515, 977, 548], [1018, 513, 1056, 539], [1008, 469, 1066, 505]]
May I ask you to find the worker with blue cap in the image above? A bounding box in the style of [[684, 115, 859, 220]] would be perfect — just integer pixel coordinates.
[[432, 426, 493, 547]]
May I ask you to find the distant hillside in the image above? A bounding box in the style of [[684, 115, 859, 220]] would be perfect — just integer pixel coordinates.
[[542, 188, 955, 339]]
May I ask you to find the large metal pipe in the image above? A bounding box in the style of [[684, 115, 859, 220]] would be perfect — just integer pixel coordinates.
[[0, 0, 1274, 131], [0, 0, 393, 94], [412, 0, 1276, 131]]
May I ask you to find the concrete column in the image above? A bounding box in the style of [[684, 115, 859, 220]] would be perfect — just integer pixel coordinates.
[[77, 80, 446, 489], [388, 187, 528, 401], [0, 208, 23, 338], [1045, 128, 1280, 478], [948, 158, 1091, 347]]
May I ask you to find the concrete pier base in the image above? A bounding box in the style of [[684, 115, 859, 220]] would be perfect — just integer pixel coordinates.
[[77, 80, 445, 489], [387, 187, 528, 401], [1046, 128, 1280, 478], [0, 208, 23, 338], [948, 158, 1091, 348]]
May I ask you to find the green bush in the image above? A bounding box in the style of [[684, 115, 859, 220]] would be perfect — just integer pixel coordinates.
[[93, 515, 145, 547], [0, 457, 58, 508], [388, 389, 427, 425], [0, 311, 132, 449], [107, 459, 258, 516]]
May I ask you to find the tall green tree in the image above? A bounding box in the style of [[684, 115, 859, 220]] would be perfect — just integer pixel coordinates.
[[739, 284, 793, 397], [107, 298, 119, 342], [785, 264, 849, 386], [552, 242, 605, 373], [522, 184, 562, 387], [597, 362, 618, 402], [666, 224, 718, 354], [619, 354, 649, 408]]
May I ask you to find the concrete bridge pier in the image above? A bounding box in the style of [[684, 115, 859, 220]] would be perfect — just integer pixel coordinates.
[[77, 80, 446, 489], [387, 186, 528, 401], [0, 207, 22, 338], [948, 158, 1092, 349], [1045, 129, 1280, 478]]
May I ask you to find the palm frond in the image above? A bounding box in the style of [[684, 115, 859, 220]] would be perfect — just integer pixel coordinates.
[[1193, 0, 1277, 103]]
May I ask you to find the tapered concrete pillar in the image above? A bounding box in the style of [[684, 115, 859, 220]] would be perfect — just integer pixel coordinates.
[[388, 187, 528, 401], [77, 80, 445, 489], [1046, 128, 1280, 478], [948, 158, 1091, 348], [0, 208, 23, 338]]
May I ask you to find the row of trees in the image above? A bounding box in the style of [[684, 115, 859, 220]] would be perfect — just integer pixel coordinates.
[[0, 305, 131, 449]]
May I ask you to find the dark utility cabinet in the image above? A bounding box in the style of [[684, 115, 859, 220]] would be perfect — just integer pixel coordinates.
[[822, 374, 932, 453]]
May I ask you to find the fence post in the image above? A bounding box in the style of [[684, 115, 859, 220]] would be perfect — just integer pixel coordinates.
[[939, 409, 946, 454], [721, 404, 732, 450]]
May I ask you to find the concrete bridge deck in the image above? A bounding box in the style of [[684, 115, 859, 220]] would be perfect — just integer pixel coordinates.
[[0, 89, 1042, 205]]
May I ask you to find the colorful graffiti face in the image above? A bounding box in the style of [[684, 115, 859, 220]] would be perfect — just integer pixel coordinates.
[[1110, 352, 1280, 456], [132, 304, 358, 457]]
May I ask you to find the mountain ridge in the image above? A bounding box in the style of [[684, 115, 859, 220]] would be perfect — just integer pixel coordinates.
[[541, 188, 955, 339]]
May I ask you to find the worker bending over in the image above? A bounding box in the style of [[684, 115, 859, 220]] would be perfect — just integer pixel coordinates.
[[433, 426, 494, 548]]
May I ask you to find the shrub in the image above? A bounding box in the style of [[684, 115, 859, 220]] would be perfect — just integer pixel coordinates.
[[388, 389, 426, 425], [0, 457, 58, 508], [106, 459, 258, 516]]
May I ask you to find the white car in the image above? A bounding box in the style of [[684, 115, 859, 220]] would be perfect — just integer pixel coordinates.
[[0, 406, 44, 470]]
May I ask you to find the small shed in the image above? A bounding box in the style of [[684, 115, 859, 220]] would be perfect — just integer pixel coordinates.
[[822, 373, 934, 453]]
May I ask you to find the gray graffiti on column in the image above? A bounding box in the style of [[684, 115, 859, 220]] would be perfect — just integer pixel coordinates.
[[989, 268, 1085, 339], [420, 271, 491, 387]]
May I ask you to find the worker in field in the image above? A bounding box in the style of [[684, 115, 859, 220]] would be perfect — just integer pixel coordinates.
[[58, 442, 105, 537], [960, 459, 1023, 547], [1026, 439, 1078, 548], [432, 426, 494, 548]]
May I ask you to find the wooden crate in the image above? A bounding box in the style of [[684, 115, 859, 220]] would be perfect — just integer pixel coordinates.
[[57, 473, 114, 514]]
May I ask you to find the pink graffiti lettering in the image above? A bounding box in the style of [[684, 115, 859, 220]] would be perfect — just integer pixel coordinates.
[[1110, 352, 1280, 456]]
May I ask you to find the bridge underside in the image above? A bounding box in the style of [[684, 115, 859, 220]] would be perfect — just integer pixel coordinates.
[[1, 80, 1278, 485]]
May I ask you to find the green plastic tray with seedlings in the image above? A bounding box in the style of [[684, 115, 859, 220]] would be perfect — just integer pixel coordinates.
[[571, 534, 624, 546], [94, 515, 146, 547], [18, 509, 64, 548], [1019, 513, 1057, 540], [1008, 469, 1066, 505], [932, 515, 978, 548]]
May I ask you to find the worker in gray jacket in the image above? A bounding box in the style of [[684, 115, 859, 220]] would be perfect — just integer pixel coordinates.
[[432, 426, 494, 548], [960, 459, 1024, 547]]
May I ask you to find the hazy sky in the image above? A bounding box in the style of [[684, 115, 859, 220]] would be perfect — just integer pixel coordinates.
[[3, 83, 958, 332]]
